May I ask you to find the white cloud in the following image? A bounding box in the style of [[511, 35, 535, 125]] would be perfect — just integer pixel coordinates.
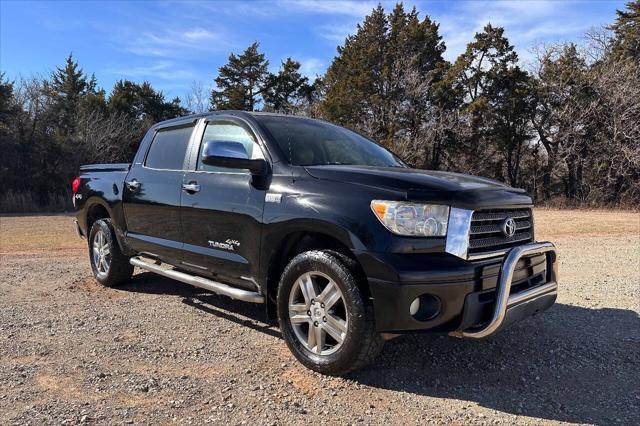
[[113, 27, 234, 58], [177, 1, 279, 19], [183, 28, 218, 41], [106, 61, 195, 80], [299, 57, 325, 78], [315, 22, 358, 43], [493, 0, 559, 17]]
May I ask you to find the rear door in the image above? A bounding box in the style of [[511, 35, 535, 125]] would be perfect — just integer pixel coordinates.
[[122, 122, 196, 262], [180, 117, 268, 289]]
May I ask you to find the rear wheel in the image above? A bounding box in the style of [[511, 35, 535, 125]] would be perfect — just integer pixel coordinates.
[[88, 218, 133, 287], [277, 251, 383, 375]]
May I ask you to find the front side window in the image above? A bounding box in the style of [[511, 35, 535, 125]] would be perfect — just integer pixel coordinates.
[[197, 121, 264, 172], [145, 126, 193, 170], [255, 115, 405, 167]]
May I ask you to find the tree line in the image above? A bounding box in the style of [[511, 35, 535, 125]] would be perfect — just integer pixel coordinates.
[[1, 1, 638, 212]]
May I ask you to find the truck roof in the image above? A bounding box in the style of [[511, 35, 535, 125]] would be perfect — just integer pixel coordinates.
[[153, 110, 322, 129]]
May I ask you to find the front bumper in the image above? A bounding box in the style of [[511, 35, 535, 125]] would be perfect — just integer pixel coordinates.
[[361, 242, 558, 336]]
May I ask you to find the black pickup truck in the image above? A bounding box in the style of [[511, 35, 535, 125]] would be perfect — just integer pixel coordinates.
[[73, 111, 558, 375]]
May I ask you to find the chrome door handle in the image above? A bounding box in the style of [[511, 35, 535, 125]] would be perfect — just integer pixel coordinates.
[[125, 179, 141, 191], [182, 183, 200, 193]]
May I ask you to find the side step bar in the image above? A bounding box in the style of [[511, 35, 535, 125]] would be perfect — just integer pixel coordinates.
[[130, 257, 264, 304]]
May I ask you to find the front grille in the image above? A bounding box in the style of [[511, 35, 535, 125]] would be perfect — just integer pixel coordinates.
[[468, 208, 533, 256]]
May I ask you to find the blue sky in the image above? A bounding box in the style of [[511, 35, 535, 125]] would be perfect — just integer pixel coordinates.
[[0, 0, 626, 101]]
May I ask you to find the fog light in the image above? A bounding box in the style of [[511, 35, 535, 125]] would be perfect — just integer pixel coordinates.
[[409, 297, 420, 316], [409, 294, 441, 322]]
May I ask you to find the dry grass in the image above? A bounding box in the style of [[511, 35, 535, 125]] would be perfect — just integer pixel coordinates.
[[534, 208, 640, 239], [0, 214, 84, 254]]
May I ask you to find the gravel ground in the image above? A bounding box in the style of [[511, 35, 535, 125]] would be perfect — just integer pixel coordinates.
[[0, 210, 638, 425]]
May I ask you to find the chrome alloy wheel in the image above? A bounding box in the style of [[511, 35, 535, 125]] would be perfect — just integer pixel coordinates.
[[288, 271, 348, 356], [92, 230, 111, 276]]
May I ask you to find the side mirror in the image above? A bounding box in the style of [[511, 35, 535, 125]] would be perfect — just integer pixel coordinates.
[[201, 141, 268, 175]]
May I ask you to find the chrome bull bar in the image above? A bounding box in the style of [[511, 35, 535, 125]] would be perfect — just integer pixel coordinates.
[[451, 241, 558, 339]]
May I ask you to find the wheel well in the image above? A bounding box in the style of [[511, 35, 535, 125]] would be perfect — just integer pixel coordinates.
[[265, 231, 369, 319], [86, 203, 110, 235]]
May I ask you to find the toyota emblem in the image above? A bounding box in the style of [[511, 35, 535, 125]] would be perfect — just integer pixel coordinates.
[[502, 218, 516, 237]]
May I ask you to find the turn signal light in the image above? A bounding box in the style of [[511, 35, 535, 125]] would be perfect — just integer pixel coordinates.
[[71, 177, 80, 194]]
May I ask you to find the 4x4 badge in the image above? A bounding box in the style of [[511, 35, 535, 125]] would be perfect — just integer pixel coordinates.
[[265, 193, 282, 203]]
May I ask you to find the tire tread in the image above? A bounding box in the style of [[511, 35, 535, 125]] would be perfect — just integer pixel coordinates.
[[89, 218, 133, 287]]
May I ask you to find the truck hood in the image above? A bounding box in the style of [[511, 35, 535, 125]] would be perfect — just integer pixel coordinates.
[[304, 165, 532, 209]]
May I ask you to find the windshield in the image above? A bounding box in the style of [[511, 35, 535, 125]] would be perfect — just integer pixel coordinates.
[[255, 115, 405, 167]]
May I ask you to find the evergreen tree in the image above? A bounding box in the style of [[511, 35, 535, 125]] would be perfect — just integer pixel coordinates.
[[445, 24, 533, 185], [108, 80, 142, 118], [167, 96, 189, 120], [138, 81, 171, 121], [0, 73, 21, 192], [322, 5, 388, 135], [210, 42, 269, 111], [263, 58, 311, 112], [322, 4, 447, 148], [388, 6, 447, 152], [0, 73, 19, 131], [610, 1, 640, 60], [49, 53, 87, 135], [107, 80, 187, 122], [80, 73, 107, 116]]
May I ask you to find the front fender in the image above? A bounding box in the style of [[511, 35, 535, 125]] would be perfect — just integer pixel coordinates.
[[262, 217, 368, 253]]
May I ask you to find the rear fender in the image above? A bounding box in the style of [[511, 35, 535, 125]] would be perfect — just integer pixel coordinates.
[[82, 196, 131, 254]]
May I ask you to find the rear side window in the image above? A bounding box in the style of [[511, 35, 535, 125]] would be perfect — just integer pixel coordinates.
[[145, 126, 193, 170]]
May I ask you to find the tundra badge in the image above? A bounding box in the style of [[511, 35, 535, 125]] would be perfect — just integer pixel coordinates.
[[208, 239, 240, 251]]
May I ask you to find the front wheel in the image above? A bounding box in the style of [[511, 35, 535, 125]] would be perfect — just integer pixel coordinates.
[[277, 251, 384, 375], [88, 218, 133, 287]]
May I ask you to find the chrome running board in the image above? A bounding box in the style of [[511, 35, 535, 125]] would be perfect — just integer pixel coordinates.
[[130, 257, 264, 304]]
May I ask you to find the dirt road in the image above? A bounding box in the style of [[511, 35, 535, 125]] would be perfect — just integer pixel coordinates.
[[1, 210, 638, 425]]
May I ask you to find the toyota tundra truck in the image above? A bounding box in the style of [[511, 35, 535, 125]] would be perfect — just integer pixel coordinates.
[[72, 111, 558, 375]]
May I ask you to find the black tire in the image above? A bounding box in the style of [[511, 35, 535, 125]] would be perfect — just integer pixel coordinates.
[[277, 250, 384, 375], [88, 218, 133, 287]]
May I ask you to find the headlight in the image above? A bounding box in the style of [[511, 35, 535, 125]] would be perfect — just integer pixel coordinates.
[[370, 200, 449, 237]]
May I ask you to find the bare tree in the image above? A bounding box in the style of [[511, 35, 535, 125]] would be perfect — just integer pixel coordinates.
[[583, 26, 615, 62], [531, 35, 640, 205], [184, 80, 209, 114], [531, 43, 596, 200], [76, 110, 147, 164], [587, 55, 640, 203]]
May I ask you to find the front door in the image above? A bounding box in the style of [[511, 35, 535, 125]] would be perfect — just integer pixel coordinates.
[[122, 123, 195, 262], [180, 119, 267, 289]]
